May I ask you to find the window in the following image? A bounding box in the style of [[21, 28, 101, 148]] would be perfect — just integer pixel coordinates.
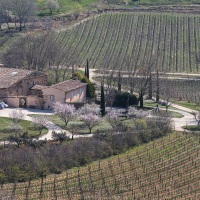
[[71, 91, 74, 98], [50, 95, 55, 101], [80, 88, 82, 94]]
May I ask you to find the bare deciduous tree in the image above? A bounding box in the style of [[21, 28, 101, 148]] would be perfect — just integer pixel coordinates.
[[193, 112, 200, 126], [105, 88, 116, 108], [9, 109, 24, 123], [137, 58, 156, 108], [0, 0, 12, 30], [3, 33, 69, 83], [10, 0, 37, 31]]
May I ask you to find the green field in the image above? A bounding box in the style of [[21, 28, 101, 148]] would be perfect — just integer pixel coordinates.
[[36, 0, 98, 15], [0, 117, 48, 141], [50, 12, 200, 73], [2, 132, 200, 199]]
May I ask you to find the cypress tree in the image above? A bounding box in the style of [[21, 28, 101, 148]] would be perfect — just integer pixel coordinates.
[[125, 93, 130, 113], [100, 84, 105, 116], [156, 70, 160, 103], [86, 59, 89, 80], [139, 90, 144, 109], [84, 63, 87, 77], [118, 71, 121, 93], [148, 72, 152, 99]]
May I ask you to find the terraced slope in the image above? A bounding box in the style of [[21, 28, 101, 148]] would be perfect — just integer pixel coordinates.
[[55, 12, 200, 73], [1, 132, 200, 199]]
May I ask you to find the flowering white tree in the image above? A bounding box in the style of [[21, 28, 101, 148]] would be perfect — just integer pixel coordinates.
[[8, 123, 23, 135], [80, 113, 101, 133], [32, 115, 48, 135], [193, 112, 200, 126], [9, 109, 24, 123], [105, 110, 120, 129], [78, 103, 100, 115], [128, 107, 148, 119], [53, 102, 76, 126]]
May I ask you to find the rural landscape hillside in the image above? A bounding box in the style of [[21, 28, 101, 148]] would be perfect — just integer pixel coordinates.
[[1, 132, 200, 199], [0, 0, 200, 199]]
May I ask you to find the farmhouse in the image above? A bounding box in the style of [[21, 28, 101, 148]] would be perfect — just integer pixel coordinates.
[[0, 67, 47, 107], [0, 67, 87, 109]]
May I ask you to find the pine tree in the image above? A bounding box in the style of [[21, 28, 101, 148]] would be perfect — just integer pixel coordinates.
[[100, 84, 105, 116]]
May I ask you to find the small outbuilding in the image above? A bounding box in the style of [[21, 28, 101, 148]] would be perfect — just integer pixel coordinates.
[[30, 79, 87, 109]]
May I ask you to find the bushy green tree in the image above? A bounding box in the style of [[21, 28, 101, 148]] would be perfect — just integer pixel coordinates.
[[113, 92, 138, 108], [72, 72, 95, 99]]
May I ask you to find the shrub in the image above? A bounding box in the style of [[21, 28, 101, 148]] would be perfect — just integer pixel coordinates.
[[113, 92, 138, 108], [72, 72, 95, 99]]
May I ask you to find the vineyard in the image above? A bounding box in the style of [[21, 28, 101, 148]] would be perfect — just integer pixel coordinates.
[[1, 132, 200, 199], [119, 76, 200, 105], [53, 12, 200, 73]]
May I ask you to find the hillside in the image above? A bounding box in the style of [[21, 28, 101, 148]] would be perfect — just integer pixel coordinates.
[[1, 132, 200, 199], [52, 12, 200, 73], [35, 0, 199, 15]]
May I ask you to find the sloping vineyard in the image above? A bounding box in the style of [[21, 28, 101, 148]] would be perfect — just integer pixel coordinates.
[[55, 12, 200, 73], [2, 132, 200, 199]]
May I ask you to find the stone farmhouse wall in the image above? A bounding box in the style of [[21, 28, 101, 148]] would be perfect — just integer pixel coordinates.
[[0, 73, 47, 98]]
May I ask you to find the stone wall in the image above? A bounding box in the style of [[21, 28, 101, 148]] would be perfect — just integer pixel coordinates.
[[0, 74, 47, 98]]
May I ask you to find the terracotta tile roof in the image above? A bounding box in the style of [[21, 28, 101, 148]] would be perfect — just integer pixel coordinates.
[[50, 79, 87, 92], [0, 67, 46, 89], [31, 85, 48, 90]]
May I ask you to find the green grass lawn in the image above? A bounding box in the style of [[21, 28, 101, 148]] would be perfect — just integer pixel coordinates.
[[36, 0, 98, 16], [175, 101, 200, 112], [150, 110, 184, 118], [0, 117, 48, 141], [144, 101, 183, 118], [183, 125, 200, 133], [36, 114, 112, 134]]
